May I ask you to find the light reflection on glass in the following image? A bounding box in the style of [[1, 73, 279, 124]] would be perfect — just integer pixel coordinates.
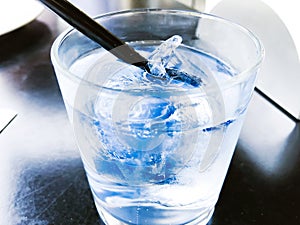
[[238, 92, 297, 177]]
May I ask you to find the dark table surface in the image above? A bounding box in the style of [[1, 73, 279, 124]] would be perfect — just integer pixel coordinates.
[[1, 1, 300, 225]]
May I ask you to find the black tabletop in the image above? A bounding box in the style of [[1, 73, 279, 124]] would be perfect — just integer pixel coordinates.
[[1, 1, 300, 225]]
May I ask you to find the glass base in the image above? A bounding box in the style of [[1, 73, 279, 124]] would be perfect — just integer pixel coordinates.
[[98, 205, 214, 225]]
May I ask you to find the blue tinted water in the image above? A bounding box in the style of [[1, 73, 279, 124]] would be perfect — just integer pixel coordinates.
[[70, 38, 244, 225]]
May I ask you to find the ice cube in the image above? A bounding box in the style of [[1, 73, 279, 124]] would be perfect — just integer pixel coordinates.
[[115, 96, 176, 151], [146, 35, 202, 87]]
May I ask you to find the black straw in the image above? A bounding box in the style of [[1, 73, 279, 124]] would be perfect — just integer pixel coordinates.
[[39, 0, 150, 71]]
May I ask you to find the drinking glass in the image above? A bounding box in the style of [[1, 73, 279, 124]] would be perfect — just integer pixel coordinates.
[[51, 9, 264, 225]]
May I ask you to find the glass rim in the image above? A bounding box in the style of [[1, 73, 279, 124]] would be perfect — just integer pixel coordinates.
[[51, 8, 265, 94]]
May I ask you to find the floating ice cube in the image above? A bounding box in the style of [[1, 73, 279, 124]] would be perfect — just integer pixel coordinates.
[[113, 96, 178, 152], [146, 35, 202, 87], [147, 35, 182, 77]]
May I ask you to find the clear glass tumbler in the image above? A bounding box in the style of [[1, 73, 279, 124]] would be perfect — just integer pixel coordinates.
[[51, 9, 264, 225]]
